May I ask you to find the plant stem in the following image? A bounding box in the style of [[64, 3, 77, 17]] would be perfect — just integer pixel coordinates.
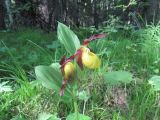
[[83, 101, 86, 114], [72, 87, 79, 120], [74, 99, 79, 120]]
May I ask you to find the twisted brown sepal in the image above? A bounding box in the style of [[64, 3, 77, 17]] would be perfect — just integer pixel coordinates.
[[60, 55, 66, 65], [60, 79, 68, 96], [60, 55, 67, 75], [76, 49, 83, 70], [83, 34, 107, 45]]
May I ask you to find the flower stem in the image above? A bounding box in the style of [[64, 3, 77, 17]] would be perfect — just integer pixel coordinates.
[[74, 99, 79, 120], [83, 101, 87, 114], [72, 88, 79, 120]]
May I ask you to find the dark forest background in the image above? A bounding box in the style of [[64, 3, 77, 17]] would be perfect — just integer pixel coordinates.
[[0, 0, 160, 31]]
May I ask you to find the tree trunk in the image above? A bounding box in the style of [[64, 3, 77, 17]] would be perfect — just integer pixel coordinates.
[[145, 0, 160, 24], [5, 0, 13, 29], [75, 0, 80, 27], [93, 0, 98, 29], [0, 0, 5, 30], [62, 0, 67, 23]]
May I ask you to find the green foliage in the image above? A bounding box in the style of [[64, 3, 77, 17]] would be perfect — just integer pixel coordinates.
[[35, 65, 62, 90], [46, 40, 61, 49], [133, 25, 160, 69], [0, 27, 56, 67], [115, 0, 137, 11], [77, 90, 90, 101], [127, 83, 158, 120], [104, 71, 132, 85], [10, 115, 26, 120], [38, 113, 60, 120], [148, 76, 160, 91], [98, 15, 122, 33], [66, 113, 91, 120], [0, 81, 13, 93], [57, 22, 80, 55]]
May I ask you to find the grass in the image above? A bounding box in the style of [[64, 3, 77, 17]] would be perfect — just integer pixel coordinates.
[[0, 27, 56, 68], [0, 25, 160, 120]]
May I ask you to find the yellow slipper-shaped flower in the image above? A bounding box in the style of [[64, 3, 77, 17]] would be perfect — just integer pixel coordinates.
[[63, 62, 74, 79], [81, 47, 100, 69]]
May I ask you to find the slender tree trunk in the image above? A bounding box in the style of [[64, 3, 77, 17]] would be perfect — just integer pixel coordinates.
[[145, 0, 160, 24], [157, 1, 160, 22], [62, 0, 67, 23], [5, 0, 13, 29], [0, 0, 5, 30], [47, 7, 55, 31], [93, 0, 98, 28], [75, 0, 80, 27]]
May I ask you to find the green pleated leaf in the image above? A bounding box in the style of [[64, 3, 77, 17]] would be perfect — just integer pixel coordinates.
[[35, 65, 62, 91], [66, 113, 91, 120], [57, 22, 80, 54], [104, 71, 132, 85], [38, 113, 60, 120], [148, 76, 160, 91]]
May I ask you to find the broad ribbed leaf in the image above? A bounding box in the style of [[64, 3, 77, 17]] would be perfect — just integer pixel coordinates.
[[148, 76, 160, 91], [57, 22, 80, 54], [35, 65, 62, 91], [104, 71, 132, 85], [38, 113, 60, 120]]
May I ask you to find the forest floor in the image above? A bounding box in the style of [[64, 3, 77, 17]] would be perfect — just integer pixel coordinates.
[[0, 25, 160, 120]]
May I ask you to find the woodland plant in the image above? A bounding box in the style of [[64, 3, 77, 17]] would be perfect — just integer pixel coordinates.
[[35, 22, 133, 120]]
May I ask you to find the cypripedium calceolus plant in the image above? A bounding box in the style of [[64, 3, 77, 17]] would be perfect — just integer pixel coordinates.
[[60, 34, 106, 96], [35, 23, 133, 119]]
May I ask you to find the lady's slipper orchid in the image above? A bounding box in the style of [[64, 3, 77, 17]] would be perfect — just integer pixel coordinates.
[[76, 46, 100, 69], [81, 46, 100, 69], [76, 34, 106, 69], [59, 34, 106, 96], [63, 62, 74, 79]]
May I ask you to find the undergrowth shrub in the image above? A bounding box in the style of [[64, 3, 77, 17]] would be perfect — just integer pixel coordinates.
[[132, 25, 160, 74]]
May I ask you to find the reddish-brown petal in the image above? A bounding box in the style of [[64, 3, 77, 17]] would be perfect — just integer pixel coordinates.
[[77, 55, 83, 69], [76, 50, 83, 69], [64, 55, 75, 64], [83, 34, 107, 45], [88, 34, 106, 40], [60, 55, 66, 65], [60, 85, 65, 96], [69, 55, 75, 60]]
